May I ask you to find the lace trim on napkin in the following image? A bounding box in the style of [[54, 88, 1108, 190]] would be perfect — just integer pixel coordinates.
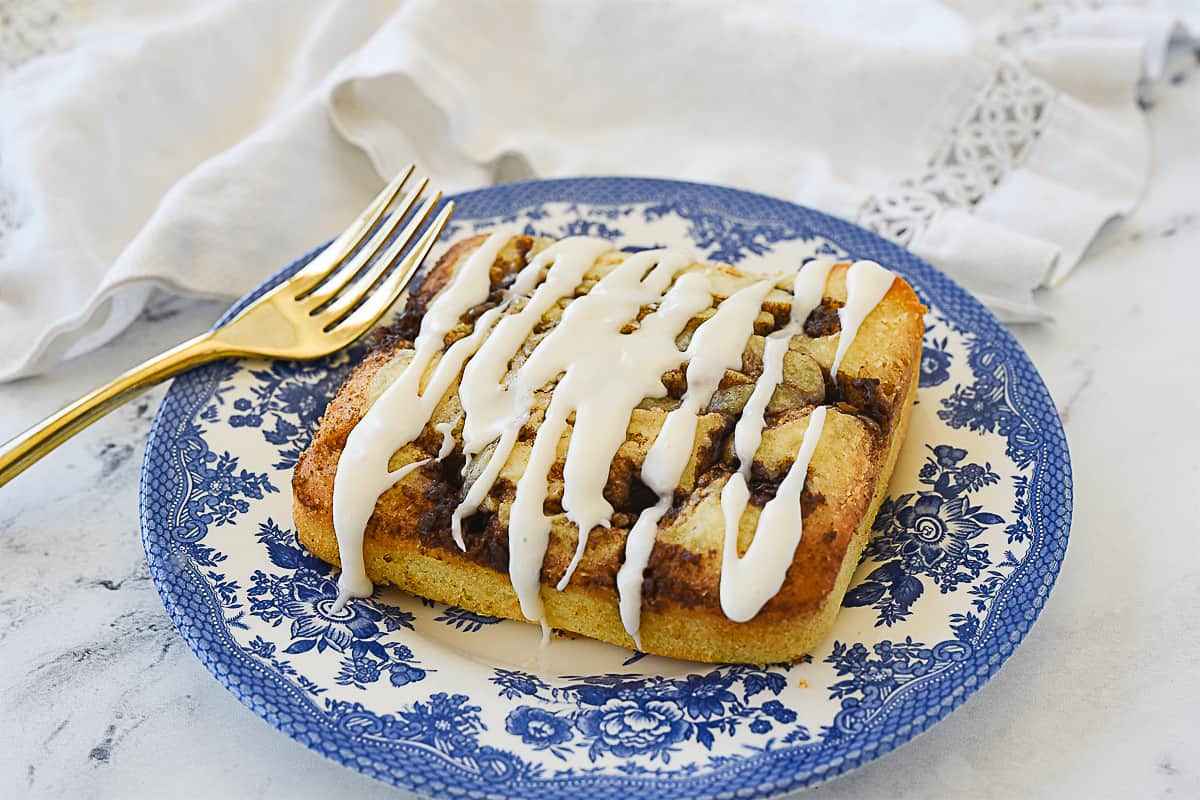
[[993, 0, 1114, 47], [856, 59, 1055, 247]]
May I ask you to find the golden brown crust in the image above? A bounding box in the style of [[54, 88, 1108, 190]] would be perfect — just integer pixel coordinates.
[[293, 235, 925, 663]]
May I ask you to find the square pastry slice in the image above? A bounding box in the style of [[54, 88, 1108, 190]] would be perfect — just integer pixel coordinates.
[[293, 232, 925, 663]]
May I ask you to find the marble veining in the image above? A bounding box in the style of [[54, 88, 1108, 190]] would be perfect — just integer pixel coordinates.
[[1, 68, 1198, 800]]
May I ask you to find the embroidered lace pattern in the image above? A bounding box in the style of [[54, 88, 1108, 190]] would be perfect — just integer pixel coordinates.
[[856, 59, 1055, 246], [992, 0, 1114, 48]]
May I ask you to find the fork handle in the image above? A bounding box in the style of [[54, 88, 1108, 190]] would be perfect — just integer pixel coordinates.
[[0, 332, 226, 488]]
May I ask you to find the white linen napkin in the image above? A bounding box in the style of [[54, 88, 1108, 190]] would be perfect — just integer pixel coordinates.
[[0, 0, 1195, 380]]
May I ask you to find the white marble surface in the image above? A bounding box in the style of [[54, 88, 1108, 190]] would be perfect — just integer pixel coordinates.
[[2, 64, 1199, 800]]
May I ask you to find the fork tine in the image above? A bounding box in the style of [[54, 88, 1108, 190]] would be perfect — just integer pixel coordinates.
[[301, 177, 431, 311], [289, 164, 415, 297], [318, 193, 445, 327], [327, 201, 455, 335]]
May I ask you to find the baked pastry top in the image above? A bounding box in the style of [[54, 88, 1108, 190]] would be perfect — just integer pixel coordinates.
[[293, 232, 924, 663]]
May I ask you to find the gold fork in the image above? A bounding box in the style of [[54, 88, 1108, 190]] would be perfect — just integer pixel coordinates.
[[0, 165, 454, 487]]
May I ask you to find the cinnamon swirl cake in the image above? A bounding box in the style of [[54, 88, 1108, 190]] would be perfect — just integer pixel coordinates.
[[292, 231, 924, 663]]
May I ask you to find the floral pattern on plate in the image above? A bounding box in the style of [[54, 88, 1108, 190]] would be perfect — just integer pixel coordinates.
[[141, 177, 1071, 799]]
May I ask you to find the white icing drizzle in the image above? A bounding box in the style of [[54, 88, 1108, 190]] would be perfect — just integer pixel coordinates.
[[460, 246, 712, 625], [720, 407, 827, 622], [715, 258, 895, 624], [434, 422, 455, 460], [831, 260, 895, 380], [733, 260, 836, 477], [451, 237, 614, 548], [549, 257, 709, 591], [615, 279, 775, 648], [330, 230, 514, 603]]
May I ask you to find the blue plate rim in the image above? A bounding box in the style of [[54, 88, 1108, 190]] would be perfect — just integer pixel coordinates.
[[139, 175, 1072, 798]]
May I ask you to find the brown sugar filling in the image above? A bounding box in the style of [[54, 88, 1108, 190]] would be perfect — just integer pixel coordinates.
[[803, 297, 843, 338]]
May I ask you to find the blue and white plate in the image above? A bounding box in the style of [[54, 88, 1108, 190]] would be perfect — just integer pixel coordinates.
[[140, 178, 1071, 798]]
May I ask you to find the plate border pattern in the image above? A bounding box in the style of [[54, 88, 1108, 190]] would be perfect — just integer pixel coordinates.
[[140, 177, 1071, 798]]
